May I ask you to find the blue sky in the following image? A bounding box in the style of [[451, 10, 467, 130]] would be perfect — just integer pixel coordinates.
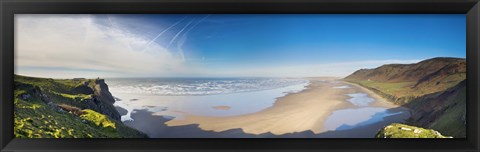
[[15, 14, 465, 78]]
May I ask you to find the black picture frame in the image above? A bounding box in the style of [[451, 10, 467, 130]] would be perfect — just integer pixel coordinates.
[[1, 0, 479, 151]]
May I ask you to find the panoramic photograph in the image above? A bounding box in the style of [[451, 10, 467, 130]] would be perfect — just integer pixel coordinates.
[[14, 14, 466, 138]]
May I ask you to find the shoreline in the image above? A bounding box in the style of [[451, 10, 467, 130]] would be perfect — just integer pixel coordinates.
[[343, 81, 400, 108], [164, 77, 398, 135], [343, 81, 411, 111], [112, 80, 310, 121]]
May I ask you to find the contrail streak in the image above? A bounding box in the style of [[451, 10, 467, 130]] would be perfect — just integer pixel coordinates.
[[176, 14, 211, 61], [167, 18, 195, 48], [142, 16, 187, 52], [183, 14, 210, 37]]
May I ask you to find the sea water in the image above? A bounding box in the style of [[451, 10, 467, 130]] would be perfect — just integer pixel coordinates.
[[324, 107, 405, 131], [106, 78, 310, 121], [324, 87, 409, 131]]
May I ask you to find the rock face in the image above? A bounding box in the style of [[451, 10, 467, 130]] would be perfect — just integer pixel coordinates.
[[64, 79, 120, 121], [93, 79, 116, 104], [71, 81, 94, 94], [90, 79, 121, 121], [344, 57, 466, 137]]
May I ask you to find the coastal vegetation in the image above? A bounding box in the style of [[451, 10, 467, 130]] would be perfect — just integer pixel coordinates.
[[14, 75, 147, 138], [376, 123, 450, 138]]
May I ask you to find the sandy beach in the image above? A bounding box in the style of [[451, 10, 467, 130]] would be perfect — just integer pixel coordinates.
[[164, 77, 401, 135]]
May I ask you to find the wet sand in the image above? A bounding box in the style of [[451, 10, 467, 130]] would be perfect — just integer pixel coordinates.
[[164, 78, 401, 135], [212, 106, 231, 110], [125, 107, 409, 138]]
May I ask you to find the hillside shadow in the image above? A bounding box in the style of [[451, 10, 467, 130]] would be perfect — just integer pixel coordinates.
[[124, 107, 410, 138]]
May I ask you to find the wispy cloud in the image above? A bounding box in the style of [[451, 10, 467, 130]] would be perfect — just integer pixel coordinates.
[[142, 16, 187, 53], [15, 15, 186, 78]]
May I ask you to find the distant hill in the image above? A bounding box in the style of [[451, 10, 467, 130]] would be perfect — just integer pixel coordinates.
[[344, 57, 465, 83], [345, 57, 466, 138], [14, 75, 147, 138], [345, 57, 466, 104]]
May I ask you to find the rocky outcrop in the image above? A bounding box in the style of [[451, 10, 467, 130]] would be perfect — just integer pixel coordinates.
[[376, 123, 451, 138], [15, 76, 121, 121], [93, 79, 116, 104], [71, 81, 94, 95], [76, 79, 121, 121]]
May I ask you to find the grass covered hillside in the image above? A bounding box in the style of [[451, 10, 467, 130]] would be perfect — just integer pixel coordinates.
[[376, 123, 451, 138], [14, 75, 147, 138], [405, 80, 466, 137], [344, 57, 466, 138], [345, 57, 465, 104]]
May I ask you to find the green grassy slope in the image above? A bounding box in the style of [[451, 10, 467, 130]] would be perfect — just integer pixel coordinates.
[[14, 75, 147, 138], [345, 57, 465, 104], [344, 57, 466, 138], [405, 80, 466, 137]]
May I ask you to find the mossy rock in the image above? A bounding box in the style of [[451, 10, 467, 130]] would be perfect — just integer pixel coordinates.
[[376, 123, 451, 138]]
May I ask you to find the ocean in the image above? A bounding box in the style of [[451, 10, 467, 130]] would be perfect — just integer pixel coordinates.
[[106, 77, 310, 121]]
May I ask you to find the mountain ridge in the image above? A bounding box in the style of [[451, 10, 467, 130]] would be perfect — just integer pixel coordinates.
[[345, 57, 465, 83]]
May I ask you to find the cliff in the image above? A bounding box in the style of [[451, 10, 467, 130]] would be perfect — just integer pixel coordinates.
[[344, 57, 466, 137], [14, 75, 147, 138], [70, 78, 121, 121]]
